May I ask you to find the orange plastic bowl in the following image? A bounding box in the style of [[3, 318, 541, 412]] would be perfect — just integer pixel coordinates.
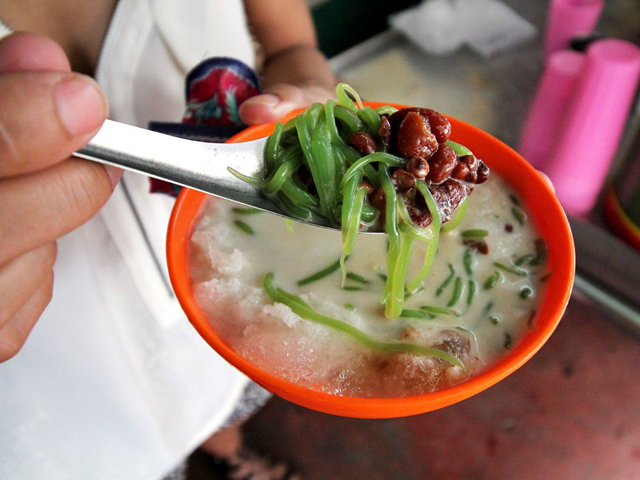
[[167, 102, 575, 418]]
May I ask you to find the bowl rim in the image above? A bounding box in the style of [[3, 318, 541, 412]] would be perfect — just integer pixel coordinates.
[[167, 102, 575, 418]]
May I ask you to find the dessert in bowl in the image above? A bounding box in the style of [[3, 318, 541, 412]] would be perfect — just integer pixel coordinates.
[[167, 87, 574, 418]]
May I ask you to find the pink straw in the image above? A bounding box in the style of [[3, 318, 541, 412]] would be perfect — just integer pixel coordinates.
[[544, 0, 604, 57], [545, 40, 640, 215], [519, 50, 586, 169]]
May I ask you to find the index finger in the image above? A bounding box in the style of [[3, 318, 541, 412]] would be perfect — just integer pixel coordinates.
[[0, 32, 71, 73]]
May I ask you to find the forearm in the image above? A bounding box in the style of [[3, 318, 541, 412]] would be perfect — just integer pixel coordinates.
[[260, 44, 336, 90], [240, 0, 337, 124]]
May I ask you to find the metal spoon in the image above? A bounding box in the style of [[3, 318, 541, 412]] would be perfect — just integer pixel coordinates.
[[74, 119, 380, 233]]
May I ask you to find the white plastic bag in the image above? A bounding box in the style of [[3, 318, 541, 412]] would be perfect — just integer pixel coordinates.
[[389, 0, 465, 56], [389, 0, 537, 58]]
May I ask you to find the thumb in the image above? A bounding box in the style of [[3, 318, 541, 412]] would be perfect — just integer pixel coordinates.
[[0, 71, 108, 177], [239, 84, 307, 125]]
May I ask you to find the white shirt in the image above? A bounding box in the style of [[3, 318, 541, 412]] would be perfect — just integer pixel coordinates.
[[0, 2, 257, 479]]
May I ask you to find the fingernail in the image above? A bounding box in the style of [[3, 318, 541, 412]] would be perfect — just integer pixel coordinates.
[[246, 93, 280, 107], [104, 165, 123, 189], [54, 75, 107, 137]]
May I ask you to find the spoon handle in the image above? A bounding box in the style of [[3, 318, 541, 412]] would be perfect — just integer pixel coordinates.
[[73, 119, 266, 197]]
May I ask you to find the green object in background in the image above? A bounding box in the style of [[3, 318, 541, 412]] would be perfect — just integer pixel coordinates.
[[311, 0, 420, 57]]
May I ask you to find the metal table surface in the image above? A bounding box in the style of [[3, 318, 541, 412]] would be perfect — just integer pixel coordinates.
[[312, 1, 640, 478]]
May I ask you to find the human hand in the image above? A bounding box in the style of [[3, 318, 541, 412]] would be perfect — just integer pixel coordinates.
[[0, 32, 117, 362], [238, 81, 336, 126]]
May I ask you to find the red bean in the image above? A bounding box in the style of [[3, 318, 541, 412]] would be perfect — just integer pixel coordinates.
[[421, 109, 451, 143], [406, 201, 432, 228], [427, 145, 457, 183], [391, 168, 416, 192], [406, 156, 429, 179], [459, 154, 478, 171], [451, 161, 477, 183], [394, 112, 438, 160], [389, 107, 451, 143], [430, 179, 470, 223], [476, 162, 490, 184], [401, 187, 432, 227], [370, 187, 386, 211], [452, 155, 481, 182], [463, 238, 490, 255], [378, 115, 391, 150], [358, 181, 375, 195], [389, 108, 428, 130], [452, 155, 489, 184], [388, 108, 414, 130], [348, 132, 377, 156]]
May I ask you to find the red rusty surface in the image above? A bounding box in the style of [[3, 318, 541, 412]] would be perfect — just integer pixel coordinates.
[[190, 296, 640, 480]]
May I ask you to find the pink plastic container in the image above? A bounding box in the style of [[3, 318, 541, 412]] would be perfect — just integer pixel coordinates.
[[544, 0, 604, 57], [545, 39, 640, 215], [519, 50, 586, 169]]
